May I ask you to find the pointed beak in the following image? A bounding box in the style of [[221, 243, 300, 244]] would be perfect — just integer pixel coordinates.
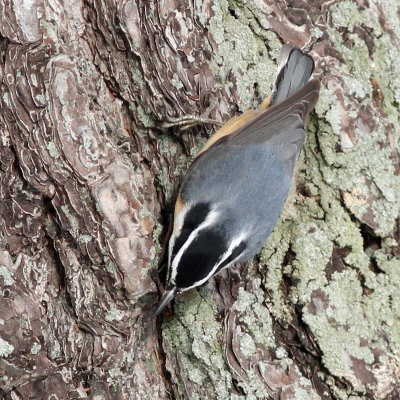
[[153, 287, 177, 317]]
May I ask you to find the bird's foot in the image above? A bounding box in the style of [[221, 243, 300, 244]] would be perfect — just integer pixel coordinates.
[[159, 98, 222, 131], [160, 114, 222, 131]]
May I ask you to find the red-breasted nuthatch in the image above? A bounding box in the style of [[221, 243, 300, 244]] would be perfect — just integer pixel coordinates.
[[154, 44, 320, 316]]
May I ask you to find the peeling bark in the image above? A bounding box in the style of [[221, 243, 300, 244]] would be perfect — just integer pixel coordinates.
[[0, 1, 399, 399]]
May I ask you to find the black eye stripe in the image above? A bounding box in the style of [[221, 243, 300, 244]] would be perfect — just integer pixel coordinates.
[[170, 202, 211, 262], [175, 228, 226, 288]]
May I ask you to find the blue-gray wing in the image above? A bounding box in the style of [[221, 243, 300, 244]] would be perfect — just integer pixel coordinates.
[[181, 78, 320, 204], [228, 79, 320, 155]]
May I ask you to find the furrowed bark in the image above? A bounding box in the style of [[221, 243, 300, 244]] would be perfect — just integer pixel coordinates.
[[0, 1, 399, 399]]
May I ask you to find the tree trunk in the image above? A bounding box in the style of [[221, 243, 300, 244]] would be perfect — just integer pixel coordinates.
[[0, 0, 399, 399]]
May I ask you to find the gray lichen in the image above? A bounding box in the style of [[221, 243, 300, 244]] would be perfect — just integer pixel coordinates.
[[0, 338, 14, 358], [0, 266, 15, 286], [161, 1, 400, 399]]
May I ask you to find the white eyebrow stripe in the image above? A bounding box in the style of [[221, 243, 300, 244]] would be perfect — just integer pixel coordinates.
[[169, 208, 220, 285], [168, 205, 189, 268], [177, 231, 248, 292]]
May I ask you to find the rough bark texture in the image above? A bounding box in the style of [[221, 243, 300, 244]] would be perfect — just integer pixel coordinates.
[[0, 0, 399, 399]]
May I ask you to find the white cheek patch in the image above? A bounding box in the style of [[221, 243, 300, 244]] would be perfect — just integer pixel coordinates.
[[169, 209, 220, 285]]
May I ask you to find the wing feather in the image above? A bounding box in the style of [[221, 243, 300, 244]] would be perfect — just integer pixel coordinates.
[[227, 79, 320, 149], [180, 79, 320, 203]]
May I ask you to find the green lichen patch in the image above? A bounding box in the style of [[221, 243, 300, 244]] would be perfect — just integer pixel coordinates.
[[294, 385, 322, 400], [46, 141, 60, 158], [256, 3, 400, 394], [0, 338, 14, 358], [159, 2, 400, 399], [162, 289, 234, 399], [0, 266, 15, 286], [233, 280, 275, 350], [208, 0, 277, 110], [258, 218, 293, 321], [104, 305, 125, 322], [303, 266, 400, 395], [30, 342, 41, 355]]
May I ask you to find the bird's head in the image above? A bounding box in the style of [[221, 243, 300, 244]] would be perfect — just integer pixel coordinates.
[[154, 202, 247, 316]]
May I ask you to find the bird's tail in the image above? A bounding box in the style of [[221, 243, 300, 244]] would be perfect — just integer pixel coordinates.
[[271, 44, 315, 106]]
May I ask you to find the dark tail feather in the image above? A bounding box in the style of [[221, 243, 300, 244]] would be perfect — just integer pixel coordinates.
[[271, 44, 315, 106]]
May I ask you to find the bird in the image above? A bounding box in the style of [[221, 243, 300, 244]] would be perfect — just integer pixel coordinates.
[[154, 44, 320, 316]]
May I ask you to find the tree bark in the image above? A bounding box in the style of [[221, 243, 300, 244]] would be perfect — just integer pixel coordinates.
[[0, 0, 399, 399]]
